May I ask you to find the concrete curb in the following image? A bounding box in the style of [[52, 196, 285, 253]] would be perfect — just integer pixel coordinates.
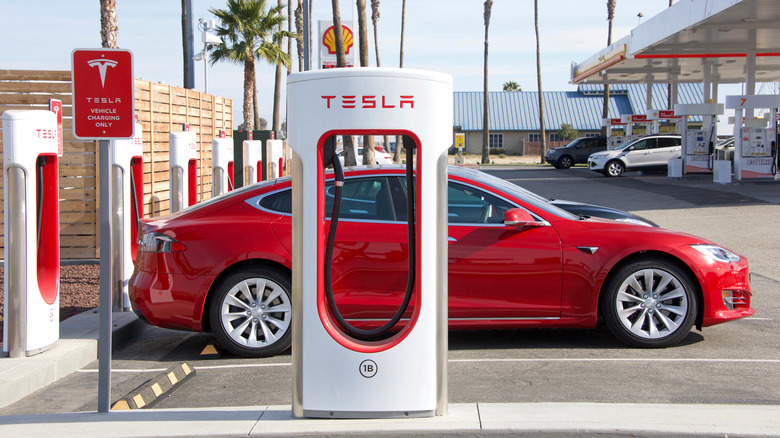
[[0, 309, 144, 408], [111, 363, 195, 410]]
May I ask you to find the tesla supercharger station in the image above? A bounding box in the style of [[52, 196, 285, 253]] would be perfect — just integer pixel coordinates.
[[266, 138, 284, 178], [243, 139, 262, 184], [726, 94, 780, 181], [2, 110, 60, 357], [169, 130, 197, 212], [109, 118, 144, 311], [288, 68, 450, 418], [212, 133, 234, 196]]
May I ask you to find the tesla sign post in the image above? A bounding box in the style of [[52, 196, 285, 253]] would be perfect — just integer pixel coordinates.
[[72, 48, 134, 414]]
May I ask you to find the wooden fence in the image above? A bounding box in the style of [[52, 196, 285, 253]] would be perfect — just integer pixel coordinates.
[[0, 70, 232, 259]]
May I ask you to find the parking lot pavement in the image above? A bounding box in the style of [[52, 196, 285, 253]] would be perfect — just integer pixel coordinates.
[[2, 165, 780, 437]]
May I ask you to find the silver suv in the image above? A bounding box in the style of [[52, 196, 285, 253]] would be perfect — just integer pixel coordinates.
[[587, 135, 682, 177]]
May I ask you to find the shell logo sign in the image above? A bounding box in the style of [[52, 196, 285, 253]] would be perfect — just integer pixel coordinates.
[[318, 20, 356, 69], [322, 25, 354, 55]]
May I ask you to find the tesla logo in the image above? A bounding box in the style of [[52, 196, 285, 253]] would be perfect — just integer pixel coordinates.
[[321, 95, 414, 109], [87, 58, 119, 88]]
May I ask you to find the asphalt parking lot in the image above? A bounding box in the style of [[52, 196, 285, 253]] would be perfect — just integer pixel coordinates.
[[2, 164, 779, 415]]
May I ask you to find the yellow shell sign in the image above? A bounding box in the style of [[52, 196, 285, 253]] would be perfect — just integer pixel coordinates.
[[322, 25, 354, 55]]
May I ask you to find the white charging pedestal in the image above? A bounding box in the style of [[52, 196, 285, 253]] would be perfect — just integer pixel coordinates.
[[243, 140, 262, 184], [169, 131, 197, 212], [110, 120, 144, 310], [288, 68, 451, 418], [266, 138, 284, 178], [2, 110, 60, 357], [212, 135, 234, 196]]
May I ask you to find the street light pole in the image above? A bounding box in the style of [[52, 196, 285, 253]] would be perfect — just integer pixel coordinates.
[[195, 18, 222, 94]]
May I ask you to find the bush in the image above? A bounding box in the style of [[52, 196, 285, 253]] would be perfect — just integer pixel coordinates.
[[489, 148, 506, 155]]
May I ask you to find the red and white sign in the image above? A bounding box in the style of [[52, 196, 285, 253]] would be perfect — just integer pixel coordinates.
[[49, 99, 63, 156], [658, 110, 681, 120], [607, 118, 626, 126], [630, 114, 650, 123], [71, 48, 134, 139]]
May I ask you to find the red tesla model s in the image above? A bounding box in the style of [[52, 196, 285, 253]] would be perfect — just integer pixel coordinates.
[[129, 166, 754, 357]]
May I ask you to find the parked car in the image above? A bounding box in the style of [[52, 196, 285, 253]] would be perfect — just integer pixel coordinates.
[[130, 165, 753, 357], [545, 136, 607, 169], [715, 137, 735, 161], [338, 144, 393, 165], [588, 135, 683, 177]]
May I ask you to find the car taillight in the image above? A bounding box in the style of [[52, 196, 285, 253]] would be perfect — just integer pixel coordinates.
[[722, 290, 750, 310], [138, 232, 186, 253]]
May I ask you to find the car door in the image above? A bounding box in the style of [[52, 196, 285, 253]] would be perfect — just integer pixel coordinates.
[[654, 137, 682, 164], [623, 138, 655, 168], [445, 181, 563, 319]]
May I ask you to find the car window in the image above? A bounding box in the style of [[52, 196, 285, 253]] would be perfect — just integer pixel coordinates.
[[631, 140, 648, 151], [658, 137, 680, 148], [644, 138, 659, 149], [258, 189, 292, 213], [447, 182, 514, 224]]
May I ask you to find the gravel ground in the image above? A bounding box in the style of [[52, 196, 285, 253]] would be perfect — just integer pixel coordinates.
[[0, 263, 100, 347]]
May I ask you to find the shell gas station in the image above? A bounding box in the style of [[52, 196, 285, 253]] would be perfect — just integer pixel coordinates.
[[570, 0, 780, 182]]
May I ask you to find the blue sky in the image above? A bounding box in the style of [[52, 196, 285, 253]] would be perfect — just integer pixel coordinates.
[[3, 1, 743, 130]]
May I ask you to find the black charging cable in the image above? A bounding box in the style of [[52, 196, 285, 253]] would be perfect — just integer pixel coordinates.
[[324, 138, 416, 340]]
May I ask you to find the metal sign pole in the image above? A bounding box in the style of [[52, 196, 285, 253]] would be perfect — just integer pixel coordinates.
[[98, 139, 114, 413]]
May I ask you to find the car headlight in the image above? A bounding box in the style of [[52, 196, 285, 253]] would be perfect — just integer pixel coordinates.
[[691, 244, 740, 263], [138, 232, 186, 253], [615, 217, 654, 227], [590, 153, 609, 160]]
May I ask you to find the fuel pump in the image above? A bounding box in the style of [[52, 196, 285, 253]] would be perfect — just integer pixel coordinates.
[[2, 110, 60, 357], [602, 118, 626, 150], [675, 103, 723, 175], [212, 131, 234, 196], [266, 138, 284, 178], [169, 129, 198, 212], [726, 94, 780, 180], [242, 139, 262, 184], [288, 68, 451, 418], [109, 116, 144, 311]]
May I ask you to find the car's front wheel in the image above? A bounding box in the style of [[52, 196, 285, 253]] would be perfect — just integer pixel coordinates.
[[210, 266, 292, 357], [557, 155, 574, 169], [601, 258, 697, 348], [605, 160, 625, 177]]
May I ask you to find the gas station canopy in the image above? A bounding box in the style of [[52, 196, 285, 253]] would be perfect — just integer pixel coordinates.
[[571, 0, 780, 85]]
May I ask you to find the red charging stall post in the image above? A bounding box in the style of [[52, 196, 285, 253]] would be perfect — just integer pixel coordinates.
[[109, 115, 144, 311], [212, 130, 234, 196], [2, 111, 60, 357], [243, 139, 263, 183], [169, 126, 198, 212]]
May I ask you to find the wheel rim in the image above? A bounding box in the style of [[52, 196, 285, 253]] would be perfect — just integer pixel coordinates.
[[607, 162, 622, 176], [219, 277, 292, 348], [561, 157, 572, 168], [614, 268, 689, 340]]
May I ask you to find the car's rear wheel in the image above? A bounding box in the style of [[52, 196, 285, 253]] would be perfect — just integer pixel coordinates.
[[601, 258, 697, 348], [605, 160, 625, 177], [210, 266, 292, 357], [557, 155, 574, 169]]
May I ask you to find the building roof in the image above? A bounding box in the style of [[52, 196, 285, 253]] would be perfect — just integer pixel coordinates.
[[454, 83, 704, 131]]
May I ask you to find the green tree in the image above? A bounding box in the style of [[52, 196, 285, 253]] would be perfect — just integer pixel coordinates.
[[329, 0, 357, 166], [559, 123, 578, 141], [209, 0, 293, 130], [502, 81, 521, 92]]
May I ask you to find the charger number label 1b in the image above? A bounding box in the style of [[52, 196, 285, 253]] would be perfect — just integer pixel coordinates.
[[359, 360, 378, 378]]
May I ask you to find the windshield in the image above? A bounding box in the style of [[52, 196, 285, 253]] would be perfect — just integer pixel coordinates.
[[449, 166, 578, 219]]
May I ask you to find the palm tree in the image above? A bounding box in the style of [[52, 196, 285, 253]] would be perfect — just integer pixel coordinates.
[[503, 81, 521, 92], [482, 0, 493, 165], [602, 0, 615, 135], [355, 0, 375, 164], [393, 0, 407, 163], [100, 0, 118, 48], [330, 0, 357, 166], [209, 0, 292, 130], [295, 0, 304, 71], [534, 0, 546, 164], [272, 0, 284, 133], [371, 0, 389, 153]]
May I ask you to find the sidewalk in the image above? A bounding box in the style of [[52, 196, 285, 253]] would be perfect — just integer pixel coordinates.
[[1, 402, 779, 437]]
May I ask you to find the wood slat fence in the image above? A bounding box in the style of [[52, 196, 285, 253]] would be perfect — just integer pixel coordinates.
[[0, 70, 232, 259]]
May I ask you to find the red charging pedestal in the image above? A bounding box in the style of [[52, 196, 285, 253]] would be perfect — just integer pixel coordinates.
[[3, 110, 60, 357], [169, 130, 198, 212]]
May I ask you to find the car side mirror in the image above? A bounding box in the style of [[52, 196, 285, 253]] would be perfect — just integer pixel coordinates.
[[504, 208, 547, 228]]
